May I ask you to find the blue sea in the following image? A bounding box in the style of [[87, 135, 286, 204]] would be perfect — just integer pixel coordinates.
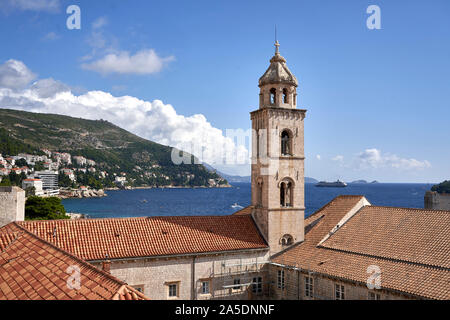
[[62, 183, 433, 219]]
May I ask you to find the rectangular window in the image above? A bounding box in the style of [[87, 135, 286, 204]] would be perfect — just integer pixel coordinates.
[[335, 284, 345, 300], [168, 283, 178, 298], [305, 276, 313, 297], [233, 278, 241, 291], [132, 285, 144, 293], [368, 292, 381, 300], [277, 269, 285, 290], [252, 277, 263, 294], [201, 281, 210, 294]]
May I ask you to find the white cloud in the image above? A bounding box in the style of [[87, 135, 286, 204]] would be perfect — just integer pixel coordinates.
[[356, 148, 431, 170], [43, 31, 59, 41], [3, 0, 60, 12], [332, 155, 344, 162], [92, 16, 108, 30], [81, 49, 175, 75], [0, 59, 246, 168], [0, 59, 36, 89]]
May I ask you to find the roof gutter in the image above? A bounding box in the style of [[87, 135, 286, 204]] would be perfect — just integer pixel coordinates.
[[87, 247, 269, 264]]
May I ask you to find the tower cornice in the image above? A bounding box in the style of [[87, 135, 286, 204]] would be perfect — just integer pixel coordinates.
[[250, 107, 307, 120]]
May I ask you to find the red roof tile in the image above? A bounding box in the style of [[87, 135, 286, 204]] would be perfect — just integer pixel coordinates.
[[0, 223, 149, 300], [320, 206, 450, 268], [272, 195, 450, 300], [18, 215, 268, 261]]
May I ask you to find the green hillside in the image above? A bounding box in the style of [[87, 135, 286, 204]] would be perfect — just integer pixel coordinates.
[[431, 181, 450, 194], [0, 108, 227, 188]]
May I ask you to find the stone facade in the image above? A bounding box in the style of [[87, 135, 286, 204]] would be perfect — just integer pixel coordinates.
[[0, 186, 25, 227], [424, 191, 450, 211], [251, 42, 306, 255], [267, 265, 414, 300], [91, 249, 270, 300]]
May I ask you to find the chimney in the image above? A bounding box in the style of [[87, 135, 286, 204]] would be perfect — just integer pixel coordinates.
[[102, 254, 111, 273]]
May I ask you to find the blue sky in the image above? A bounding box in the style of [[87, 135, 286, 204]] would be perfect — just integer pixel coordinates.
[[0, 0, 449, 182]]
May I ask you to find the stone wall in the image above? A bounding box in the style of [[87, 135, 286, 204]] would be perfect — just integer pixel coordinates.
[[0, 186, 25, 227], [268, 265, 414, 300], [424, 191, 450, 211], [91, 249, 270, 300]]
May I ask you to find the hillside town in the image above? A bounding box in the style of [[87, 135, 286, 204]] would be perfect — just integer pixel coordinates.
[[0, 148, 229, 199], [0, 150, 113, 197]]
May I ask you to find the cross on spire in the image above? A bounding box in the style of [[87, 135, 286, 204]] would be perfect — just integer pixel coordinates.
[[274, 25, 280, 54]]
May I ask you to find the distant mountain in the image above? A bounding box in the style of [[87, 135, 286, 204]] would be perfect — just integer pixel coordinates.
[[0, 108, 227, 187], [350, 180, 368, 184], [203, 164, 318, 184], [220, 173, 251, 183], [370, 180, 379, 184]]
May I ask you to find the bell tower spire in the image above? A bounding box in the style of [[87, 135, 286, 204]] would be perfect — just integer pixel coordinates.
[[250, 41, 307, 255], [275, 40, 280, 55]]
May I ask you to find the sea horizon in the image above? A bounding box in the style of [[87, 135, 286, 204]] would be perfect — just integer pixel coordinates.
[[62, 182, 434, 219]]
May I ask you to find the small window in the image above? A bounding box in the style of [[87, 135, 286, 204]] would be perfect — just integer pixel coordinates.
[[280, 180, 293, 207], [281, 234, 294, 246], [368, 291, 381, 300], [252, 277, 263, 294], [132, 285, 144, 293], [168, 283, 178, 298], [283, 88, 288, 103], [281, 130, 291, 156], [277, 270, 285, 290], [233, 278, 241, 291], [201, 281, 210, 294], [305, 276, 313, 297], [270, 88, 276, 104], [335, 284, 345, 300]]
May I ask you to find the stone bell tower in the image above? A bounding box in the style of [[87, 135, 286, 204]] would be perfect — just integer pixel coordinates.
[[251, 41, 307, 255]]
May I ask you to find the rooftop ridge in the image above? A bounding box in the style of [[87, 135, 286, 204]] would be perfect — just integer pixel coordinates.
[[317, 244, 450, 272], [20, 214, 255, 224], [0, 231, 21, 254], [305, 195, 365, 221], [366, 205, 450, 214]]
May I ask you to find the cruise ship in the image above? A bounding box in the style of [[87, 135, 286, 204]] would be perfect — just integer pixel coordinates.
[[315, 180, 348, 188]]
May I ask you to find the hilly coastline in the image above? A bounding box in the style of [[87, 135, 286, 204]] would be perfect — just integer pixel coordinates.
[[0, 108, 228, 188]]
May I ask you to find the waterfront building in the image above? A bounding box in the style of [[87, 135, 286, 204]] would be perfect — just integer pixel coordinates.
[[22, 178, 44, 196], [30, 170, 59, 195]]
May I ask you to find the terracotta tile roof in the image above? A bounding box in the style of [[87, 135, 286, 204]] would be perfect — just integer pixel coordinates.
[[272, 195, 450, 300], [320, 206, 450, 269], [113, 285, 148, 300], [232, 206, 253, 216], [18, 215, 268, 261], [0, 223, 149, 300]]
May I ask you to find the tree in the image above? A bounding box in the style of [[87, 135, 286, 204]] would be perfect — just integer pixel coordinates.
[[25, 196, 69, 220], [431, 180, 450, 194], [0, 177, 12, 186], [34, 161, 45, 171], [25, 186, 35, 197], [15, 158, 28, 167], [59, 173, 74, 188]]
